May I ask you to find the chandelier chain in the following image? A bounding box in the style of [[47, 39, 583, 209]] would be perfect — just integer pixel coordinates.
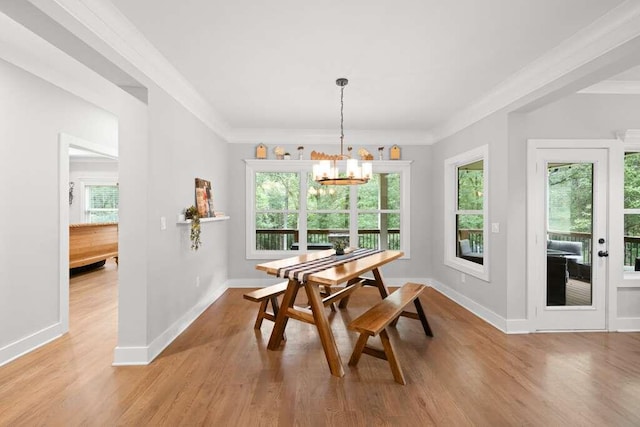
[[340, 84, 345, 156]]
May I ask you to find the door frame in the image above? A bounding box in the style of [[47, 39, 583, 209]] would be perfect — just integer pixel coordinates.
[[58, 132, 118, 332], [526, 139, 622, 331]]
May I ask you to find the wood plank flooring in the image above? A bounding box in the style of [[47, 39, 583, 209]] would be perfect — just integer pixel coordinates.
[[1, 261, 640, 426]]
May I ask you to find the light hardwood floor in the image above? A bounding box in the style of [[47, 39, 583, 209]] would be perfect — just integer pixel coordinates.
[[1, 260, 640, 426]]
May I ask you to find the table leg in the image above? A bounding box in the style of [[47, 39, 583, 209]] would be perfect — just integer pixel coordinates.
[[267, 279, 300, 350], [372, 268, 404, 327], [305, 281, 345, 377], [372, 268, 391, 298]]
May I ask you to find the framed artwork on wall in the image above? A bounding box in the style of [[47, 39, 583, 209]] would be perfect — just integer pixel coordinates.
[[195, 178, 215, 218]]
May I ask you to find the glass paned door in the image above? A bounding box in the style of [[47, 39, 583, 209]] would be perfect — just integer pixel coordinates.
[[533, 148, 608, 330]]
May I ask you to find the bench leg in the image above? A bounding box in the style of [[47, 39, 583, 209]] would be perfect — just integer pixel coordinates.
[[413, 298, 433, 337], [254, 300, 269, 329], [379, 329, 406, 385], [348, 333, 369, 366], [270, 296, 286, 341]]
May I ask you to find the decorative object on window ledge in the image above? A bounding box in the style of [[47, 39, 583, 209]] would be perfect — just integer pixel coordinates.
[[256, 143, 267, 159], [69, 182, 75, 205], [184, 205, 201, 250], [297, 146, 304, 159], [274, 146, 284, 160], [312, 78, 372, 185], [284, 152, 291, 160], [378, 146, 384, 160], [390, 144, 401, 160], [357, 147, 373, 161]]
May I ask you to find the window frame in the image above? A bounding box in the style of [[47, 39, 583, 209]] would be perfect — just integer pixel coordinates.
[[80, 178, 119, 223], [245, 159, 411, 259], [444, 145, 490, 281], [623, 143, 640, 282]]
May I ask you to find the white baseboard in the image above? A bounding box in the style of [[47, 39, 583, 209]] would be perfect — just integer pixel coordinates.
[[505, 318, 531, 334], [614, 317, 640, 332], [112, 284, 229, 366], [0, 322, 64, 367], [112, 346, 149, 365], [427, 279, 510, 333]]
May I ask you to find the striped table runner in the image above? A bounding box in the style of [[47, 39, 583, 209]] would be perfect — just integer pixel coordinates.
[[277, 248, 384, 283]]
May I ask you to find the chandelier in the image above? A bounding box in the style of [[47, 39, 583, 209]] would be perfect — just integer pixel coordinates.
[[312, 78, 372, 185]]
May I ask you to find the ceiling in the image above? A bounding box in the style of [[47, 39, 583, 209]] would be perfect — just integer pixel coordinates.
[[107, 0, 626, 135]]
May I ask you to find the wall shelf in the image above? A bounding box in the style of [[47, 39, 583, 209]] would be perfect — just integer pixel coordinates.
[[177, 216, 229, 224]]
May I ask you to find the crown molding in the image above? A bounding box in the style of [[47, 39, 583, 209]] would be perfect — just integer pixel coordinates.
[[578, 80, 640, 94], [29, 0, 230, 140], [431, 0, 640, 143], [227, 128, 434, 145]]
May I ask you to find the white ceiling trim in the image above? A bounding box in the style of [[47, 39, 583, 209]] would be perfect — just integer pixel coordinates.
[[431, 0, 640, 143], [32, 0, 230, 140], [227, 128, 433, 146], [579, 80, 640, 94], [32, 0, 640, 146]]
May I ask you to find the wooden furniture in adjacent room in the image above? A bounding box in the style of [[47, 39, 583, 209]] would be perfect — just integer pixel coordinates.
[[69, 222, 118, 269]]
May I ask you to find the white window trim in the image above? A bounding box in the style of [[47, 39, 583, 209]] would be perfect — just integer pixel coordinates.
[[245, 159, 411, 260], [80, 177, 119, 223], [444, 145, 490, 281]]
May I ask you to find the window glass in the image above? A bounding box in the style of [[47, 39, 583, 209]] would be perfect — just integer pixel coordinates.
[[624, 152, 640, 272], [455, 161, 484, 265], [457, 161, 483, 210], [358, 173, 400, 210], [256, 172, 299, 211], [86, 185, 118, 223], [255, 172, 300, 251], [358, 212, 400, 250], [246, 161, 410, 258]]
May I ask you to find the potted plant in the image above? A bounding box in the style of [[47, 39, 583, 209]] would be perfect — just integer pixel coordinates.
[[333, 239, 348, 256], [284, 152, 291, 160], [184, 205, 201, 251]]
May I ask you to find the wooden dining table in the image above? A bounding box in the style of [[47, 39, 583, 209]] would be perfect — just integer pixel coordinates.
[[255, 248, 404, 377]]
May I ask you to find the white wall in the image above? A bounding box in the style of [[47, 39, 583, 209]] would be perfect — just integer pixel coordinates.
[[429, 112, 511, 324], [0, 57, 118, 356], [226, 143, 433, 286], [0, 11, 229, 366], [143, 85, 228, 345], [69, 159, 118, 224]]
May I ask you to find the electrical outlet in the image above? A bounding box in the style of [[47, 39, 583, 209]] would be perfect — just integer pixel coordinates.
[[491, 222, 499, 233], [160, 216, 167, 230], [196, 276, 200, 287], [461, 273, 466, 283]]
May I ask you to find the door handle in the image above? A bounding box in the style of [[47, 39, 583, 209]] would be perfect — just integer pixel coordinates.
[[598, 250, 609, 257]]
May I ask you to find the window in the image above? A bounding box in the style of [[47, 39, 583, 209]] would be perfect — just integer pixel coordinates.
[[624, 150, 640, 274], [444, 146, 489, 280], [84, 182, 119, 223], [246, 160, 411, 259]]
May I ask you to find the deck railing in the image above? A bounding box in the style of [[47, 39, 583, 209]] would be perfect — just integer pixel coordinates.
[[256, 229, 400, 251], [548, 231, 640, 268]]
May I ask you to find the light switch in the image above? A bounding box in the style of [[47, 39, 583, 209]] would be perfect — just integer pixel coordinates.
[[160, 216, 167, 230], [491, 223, 500, 233]]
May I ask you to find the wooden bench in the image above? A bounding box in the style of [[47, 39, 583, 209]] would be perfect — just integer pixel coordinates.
[[243, 281, 289, 330], [348, 282, 433, 385], [69, 222, 118, 269]]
